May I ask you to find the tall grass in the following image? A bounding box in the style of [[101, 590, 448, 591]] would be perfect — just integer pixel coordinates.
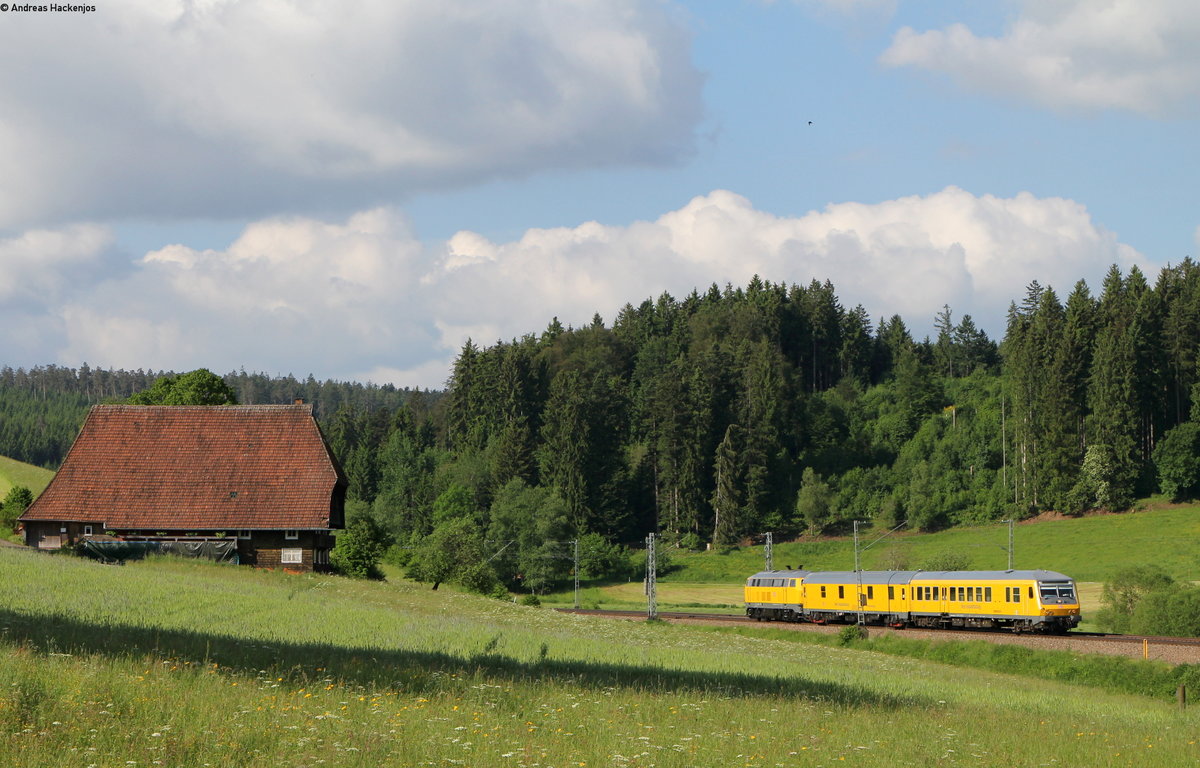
[[3, 548, 1198, 767]]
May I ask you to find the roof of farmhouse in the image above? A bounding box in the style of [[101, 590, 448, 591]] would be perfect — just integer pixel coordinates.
[[20, 404, 347, 530]]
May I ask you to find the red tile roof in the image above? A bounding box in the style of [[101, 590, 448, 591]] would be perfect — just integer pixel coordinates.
[[21, 405, 347, 530]]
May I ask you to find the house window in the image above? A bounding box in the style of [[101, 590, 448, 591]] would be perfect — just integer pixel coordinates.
[[281, 548, 303, 564], [284, 530, 299, 540], [238, 530, 252, 540], [84, 525, 93, 536]]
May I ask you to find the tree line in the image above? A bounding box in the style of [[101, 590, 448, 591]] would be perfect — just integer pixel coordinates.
[[5, 262, 1200, 594], [0, 364, 428, 469]]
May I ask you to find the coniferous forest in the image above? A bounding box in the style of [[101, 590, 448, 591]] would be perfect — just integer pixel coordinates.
[[5, 262, 1200, 559]]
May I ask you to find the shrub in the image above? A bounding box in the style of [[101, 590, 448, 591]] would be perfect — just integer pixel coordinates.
[[1, 485, 33, 532], [577, 532, 632, 580], [519, 593, 541, 607], [1098, 565, 1175, 634], [837, 624, 868, 645], [331, 516, 388, 580], [919, 551, 970, 571]]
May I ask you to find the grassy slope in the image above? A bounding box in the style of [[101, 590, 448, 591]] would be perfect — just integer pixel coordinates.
[[2, 549, 1197, 767], [0, 455, 54, 499], [663, 502, 1200, 584], [543, 503, 1200, 620]]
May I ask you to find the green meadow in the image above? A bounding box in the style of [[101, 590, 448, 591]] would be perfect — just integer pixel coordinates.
[[0, 455, 54, 499], [3, 548, 1199, 766], [542, 503, 1200, 626]]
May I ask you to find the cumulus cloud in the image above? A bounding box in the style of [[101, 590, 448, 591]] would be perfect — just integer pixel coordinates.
[[5, 188, 1145, 388], [880, 0, 1200, 116], [0, 0, 702, 229]]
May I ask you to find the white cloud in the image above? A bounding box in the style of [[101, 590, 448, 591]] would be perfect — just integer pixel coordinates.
[[5, 188, 1145, 388], [0, 224, 114, 302], [880, 0, 1200, 116], [0, 0, 702, 229]]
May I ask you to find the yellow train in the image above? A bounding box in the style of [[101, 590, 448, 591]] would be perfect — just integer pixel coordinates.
[[744, 569, 1081, 633]]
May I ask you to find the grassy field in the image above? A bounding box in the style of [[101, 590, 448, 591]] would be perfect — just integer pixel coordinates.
[[0, 455, 54, 499], [538, 504, 1200, 629], [654, 502, 1200, 585], [3, 548, 1199, 766]]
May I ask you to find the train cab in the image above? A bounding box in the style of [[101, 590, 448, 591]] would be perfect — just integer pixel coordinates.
[[745, 569, 809, 621]]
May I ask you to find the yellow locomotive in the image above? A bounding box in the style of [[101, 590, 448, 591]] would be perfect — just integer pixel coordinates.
[[745, 569, 1081, 633]]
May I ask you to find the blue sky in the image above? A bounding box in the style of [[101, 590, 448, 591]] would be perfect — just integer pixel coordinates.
[[1, 1, 1196, 388]]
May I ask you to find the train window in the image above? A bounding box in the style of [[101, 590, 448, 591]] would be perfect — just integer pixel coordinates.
[[985, 587, 992, 601], [867, 586, 874, 600], [888, 586, 895, 600], [838, 586, 845, 599], [972, 587, 979, 601], [902, 589, 906, 598], [821, 586, 826, 598], [791, 579, 798, 587], [1028, 587, 1034, 599]]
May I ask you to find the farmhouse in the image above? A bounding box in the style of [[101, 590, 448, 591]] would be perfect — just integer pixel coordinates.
[[19, 403, 348, 571]]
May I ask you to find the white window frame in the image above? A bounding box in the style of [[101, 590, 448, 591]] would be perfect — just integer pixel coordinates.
[[237, 530, 252, 540], [284, 529, 299, 540], [83, 525, 93, 536], [281, 548, 303, 564]]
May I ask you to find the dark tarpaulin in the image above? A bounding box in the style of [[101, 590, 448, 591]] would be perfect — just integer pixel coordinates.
[[77, 539, 239, 564]]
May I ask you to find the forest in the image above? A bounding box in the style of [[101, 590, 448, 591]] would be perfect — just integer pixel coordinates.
[[4, 261, 1200, 584]]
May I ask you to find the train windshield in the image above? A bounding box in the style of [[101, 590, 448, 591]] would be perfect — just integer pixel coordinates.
[[1039, 583, 1076, 602]]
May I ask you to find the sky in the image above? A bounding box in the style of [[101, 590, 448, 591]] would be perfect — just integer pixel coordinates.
[[1, 0, 1197, 389]]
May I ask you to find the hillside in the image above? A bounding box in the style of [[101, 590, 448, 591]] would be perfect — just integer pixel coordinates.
[[1, 548, 1196, 766], [663, 501, 1200, 585], [0, 454, 54, 498], [540, 503, 1200, 625]]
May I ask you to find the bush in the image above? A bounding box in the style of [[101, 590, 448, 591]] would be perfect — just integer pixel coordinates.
[[1131, 586, 1200, 637], [519, 593, 541, 607], [919, 551, 970, 571], [837, 624, 868, 645], [1098, 565, 1175, 634], [577, 533, 632, 580], [1, 485, 33, 532], [331, 516, 388, 579]]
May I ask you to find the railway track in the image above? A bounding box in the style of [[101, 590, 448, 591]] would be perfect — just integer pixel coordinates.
[[555, 608, 1200, 662]]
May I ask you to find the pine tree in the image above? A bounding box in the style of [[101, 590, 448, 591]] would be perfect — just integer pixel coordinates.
[[711, 424, 742, 548]]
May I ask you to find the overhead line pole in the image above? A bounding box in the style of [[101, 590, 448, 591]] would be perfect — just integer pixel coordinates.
[[854, 519, 908, 626], [645, 533, 657, 620], [1001, 519, 1014, 570]]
